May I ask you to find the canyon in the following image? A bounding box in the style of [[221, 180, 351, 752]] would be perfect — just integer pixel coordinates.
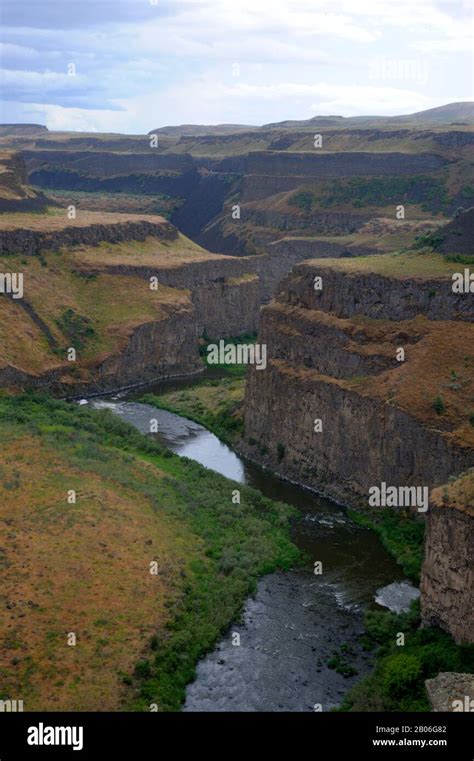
[[0, 104, 473, 712]]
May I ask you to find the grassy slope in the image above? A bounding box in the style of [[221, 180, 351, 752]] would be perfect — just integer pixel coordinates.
[[0, 394, 298, 711], [0, 208, 172, 230], [0, 219, 227, 379], [0, 251, 190, 373], [308, 249, 471, 277], [42, 189, 179, 217], [142, 375, 245, 448]]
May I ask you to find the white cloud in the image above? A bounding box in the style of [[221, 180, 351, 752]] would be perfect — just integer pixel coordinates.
[[0, 0, 471, 131]]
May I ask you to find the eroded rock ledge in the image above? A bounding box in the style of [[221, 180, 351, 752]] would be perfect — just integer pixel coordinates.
[[0, 212, 178, 256]]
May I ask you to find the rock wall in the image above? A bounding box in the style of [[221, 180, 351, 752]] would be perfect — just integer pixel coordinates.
[[425, 673, 474, 711], [280, 263, 474, 322], [219, 150, 449, 177], [243, 358, 472, 508], [0, 217, 177, 256], [0, 151, 53, 213], [242, 261, 474, 508], [190, 275, 260, 338], [420, 472, 474, 644], [241, 208, 370, 234]]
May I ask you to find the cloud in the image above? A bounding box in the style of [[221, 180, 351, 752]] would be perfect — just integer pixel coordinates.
[[0, 0, 471, 131]]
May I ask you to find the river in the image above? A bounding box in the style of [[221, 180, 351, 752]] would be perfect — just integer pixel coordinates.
[[88, 374, 419, 712]]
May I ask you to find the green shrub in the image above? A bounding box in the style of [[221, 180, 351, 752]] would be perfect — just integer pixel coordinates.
[[288, 190, 314, 212], [55, 308, 95, 350], [382, 653, 422, 697]]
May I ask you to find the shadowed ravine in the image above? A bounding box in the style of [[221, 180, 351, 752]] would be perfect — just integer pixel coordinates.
[[90, 381, 419, 712]]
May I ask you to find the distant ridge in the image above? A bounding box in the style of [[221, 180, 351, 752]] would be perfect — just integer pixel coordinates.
[[148, 123, 254, 137], [0, 124, 48, 137], [1, 102, 472, 141], [263, 102, 474, 130], [148, 102, 474, 137], [396, 102, 474, 123]]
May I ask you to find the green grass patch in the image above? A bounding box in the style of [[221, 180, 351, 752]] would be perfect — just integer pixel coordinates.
[[55, 307, 96, 351]]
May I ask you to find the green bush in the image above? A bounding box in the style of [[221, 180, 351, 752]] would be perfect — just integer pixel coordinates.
[[288, 190, 314, 212], [382, 653, 422, 697], [55, 308, 96, 350]]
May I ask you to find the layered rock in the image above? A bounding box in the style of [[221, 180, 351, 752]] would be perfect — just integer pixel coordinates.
[[242, 256, 474, 508], [420, 471, 474, 644], [0, 212, 177, 256]]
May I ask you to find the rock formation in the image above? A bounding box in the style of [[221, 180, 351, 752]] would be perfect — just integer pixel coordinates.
[[421, 470, 474, 644], [242, 256, 474, 508]]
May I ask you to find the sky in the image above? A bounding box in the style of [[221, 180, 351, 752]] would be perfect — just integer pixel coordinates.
[[0, 0, 473, 134]]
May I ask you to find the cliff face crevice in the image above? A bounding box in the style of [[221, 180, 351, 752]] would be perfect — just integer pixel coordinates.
[[420, 471, 474, 644]]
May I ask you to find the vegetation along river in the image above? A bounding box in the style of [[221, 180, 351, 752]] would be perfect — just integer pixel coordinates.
[[89, 375, 419, 712]]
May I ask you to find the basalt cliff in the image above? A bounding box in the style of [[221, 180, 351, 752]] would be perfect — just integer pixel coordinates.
[[421, 470, 473, 644], [242, 252, 474, 514]]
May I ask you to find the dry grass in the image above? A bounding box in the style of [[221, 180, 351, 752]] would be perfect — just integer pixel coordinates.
[[269, 304, 474, 448], [0, 250, 192, 373], [307, 250, 464, 278], [430, 469, 474, 516], [0, 434, 196, 710], [68, 233, 222, 269], [0, 209, 170, 230]]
